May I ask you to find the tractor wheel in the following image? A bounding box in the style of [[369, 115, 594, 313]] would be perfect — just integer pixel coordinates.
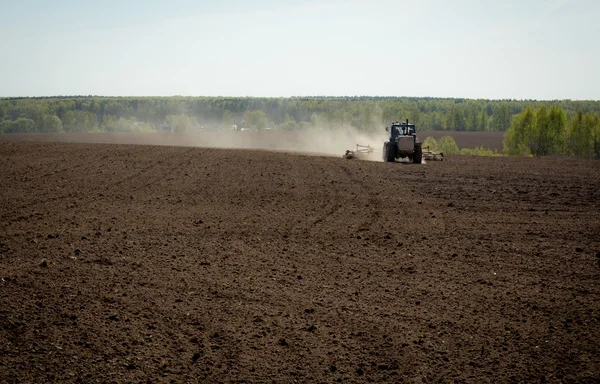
[[383, 142, 396, 162], [413, 143, 423, 164]]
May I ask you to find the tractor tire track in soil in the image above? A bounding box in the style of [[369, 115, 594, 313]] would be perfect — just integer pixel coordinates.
[[1, 138, 599, 383]]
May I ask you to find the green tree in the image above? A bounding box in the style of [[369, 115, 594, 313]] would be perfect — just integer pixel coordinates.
[[529, 106, 566, 156], [566, 109, 596, 158], [166, 114, 196, 132], [504, 107, 534, 156], [490, 103, 512, 132], [277, 117, 297, 130], [277, 113, 297, 130], [446, 105, 465, 131], [42, 115, 63, 133], [464, 103, 479, 131], [479, 108, 488, 131], [590, 113, 600, 159], [62, 111, 98, 132], [247, 110, 268, 130], [62, 111, 77, 132], [431, 111, 444, 131], [0, 118, 9, 133], [546, 106, 567, 155], [528, 106, 548, 156], [438, 136, 459, 154], [422, 136, 439, 153], [5, 118, 35, 133], [222, 109, 234, 127], [0, 102, 8, 121], [101, 115, 119, 132]]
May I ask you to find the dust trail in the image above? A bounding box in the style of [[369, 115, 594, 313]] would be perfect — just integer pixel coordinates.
[[2, 128, 424, 163], [178, 127, 389, 162]]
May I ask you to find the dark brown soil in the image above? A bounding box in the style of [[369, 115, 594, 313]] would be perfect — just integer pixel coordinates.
[[1, 137, 599, 383]]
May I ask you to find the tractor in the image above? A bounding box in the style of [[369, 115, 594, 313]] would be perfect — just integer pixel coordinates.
[[383, 119, 422, 164]]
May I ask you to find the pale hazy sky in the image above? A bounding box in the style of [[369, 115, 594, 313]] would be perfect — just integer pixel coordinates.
[[1, 0, 598, 99]]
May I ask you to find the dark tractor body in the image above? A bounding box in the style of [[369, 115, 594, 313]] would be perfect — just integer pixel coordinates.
[[383, 119, 423, 164]]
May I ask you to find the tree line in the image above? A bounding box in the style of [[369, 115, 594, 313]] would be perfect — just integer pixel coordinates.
[[504, 107, 600, 159], [2, 96, 600, 136]]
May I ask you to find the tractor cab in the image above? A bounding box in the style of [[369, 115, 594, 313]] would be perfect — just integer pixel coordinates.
[[387, 119, 416, 140], [383, 119, 423, 164], [389, 119, 416, 138]]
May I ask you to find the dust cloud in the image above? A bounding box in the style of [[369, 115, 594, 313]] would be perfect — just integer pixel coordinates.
[[3, 127, 390, 161], [179, 127, 389, 161]]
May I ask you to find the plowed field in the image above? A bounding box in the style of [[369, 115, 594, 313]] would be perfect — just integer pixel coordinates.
[[1, 137, 599, 383]]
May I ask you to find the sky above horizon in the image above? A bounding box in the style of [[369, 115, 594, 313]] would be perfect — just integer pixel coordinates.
[[1, 0, 598, 100]]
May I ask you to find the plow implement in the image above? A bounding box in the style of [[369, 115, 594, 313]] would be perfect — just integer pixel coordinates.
[[343, 144, 375, 160], [422, 146, 444, 161]]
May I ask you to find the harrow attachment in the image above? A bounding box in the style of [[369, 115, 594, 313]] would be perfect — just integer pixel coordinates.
[[343, 144, 375, 160], [422, 146, 444, 161]]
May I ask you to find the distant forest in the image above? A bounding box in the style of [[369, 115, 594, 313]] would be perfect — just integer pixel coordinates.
[[2, 96, 600, 134]]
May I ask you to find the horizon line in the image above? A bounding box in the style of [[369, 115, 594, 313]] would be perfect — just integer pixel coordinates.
[[1, 95, 597, 102]]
